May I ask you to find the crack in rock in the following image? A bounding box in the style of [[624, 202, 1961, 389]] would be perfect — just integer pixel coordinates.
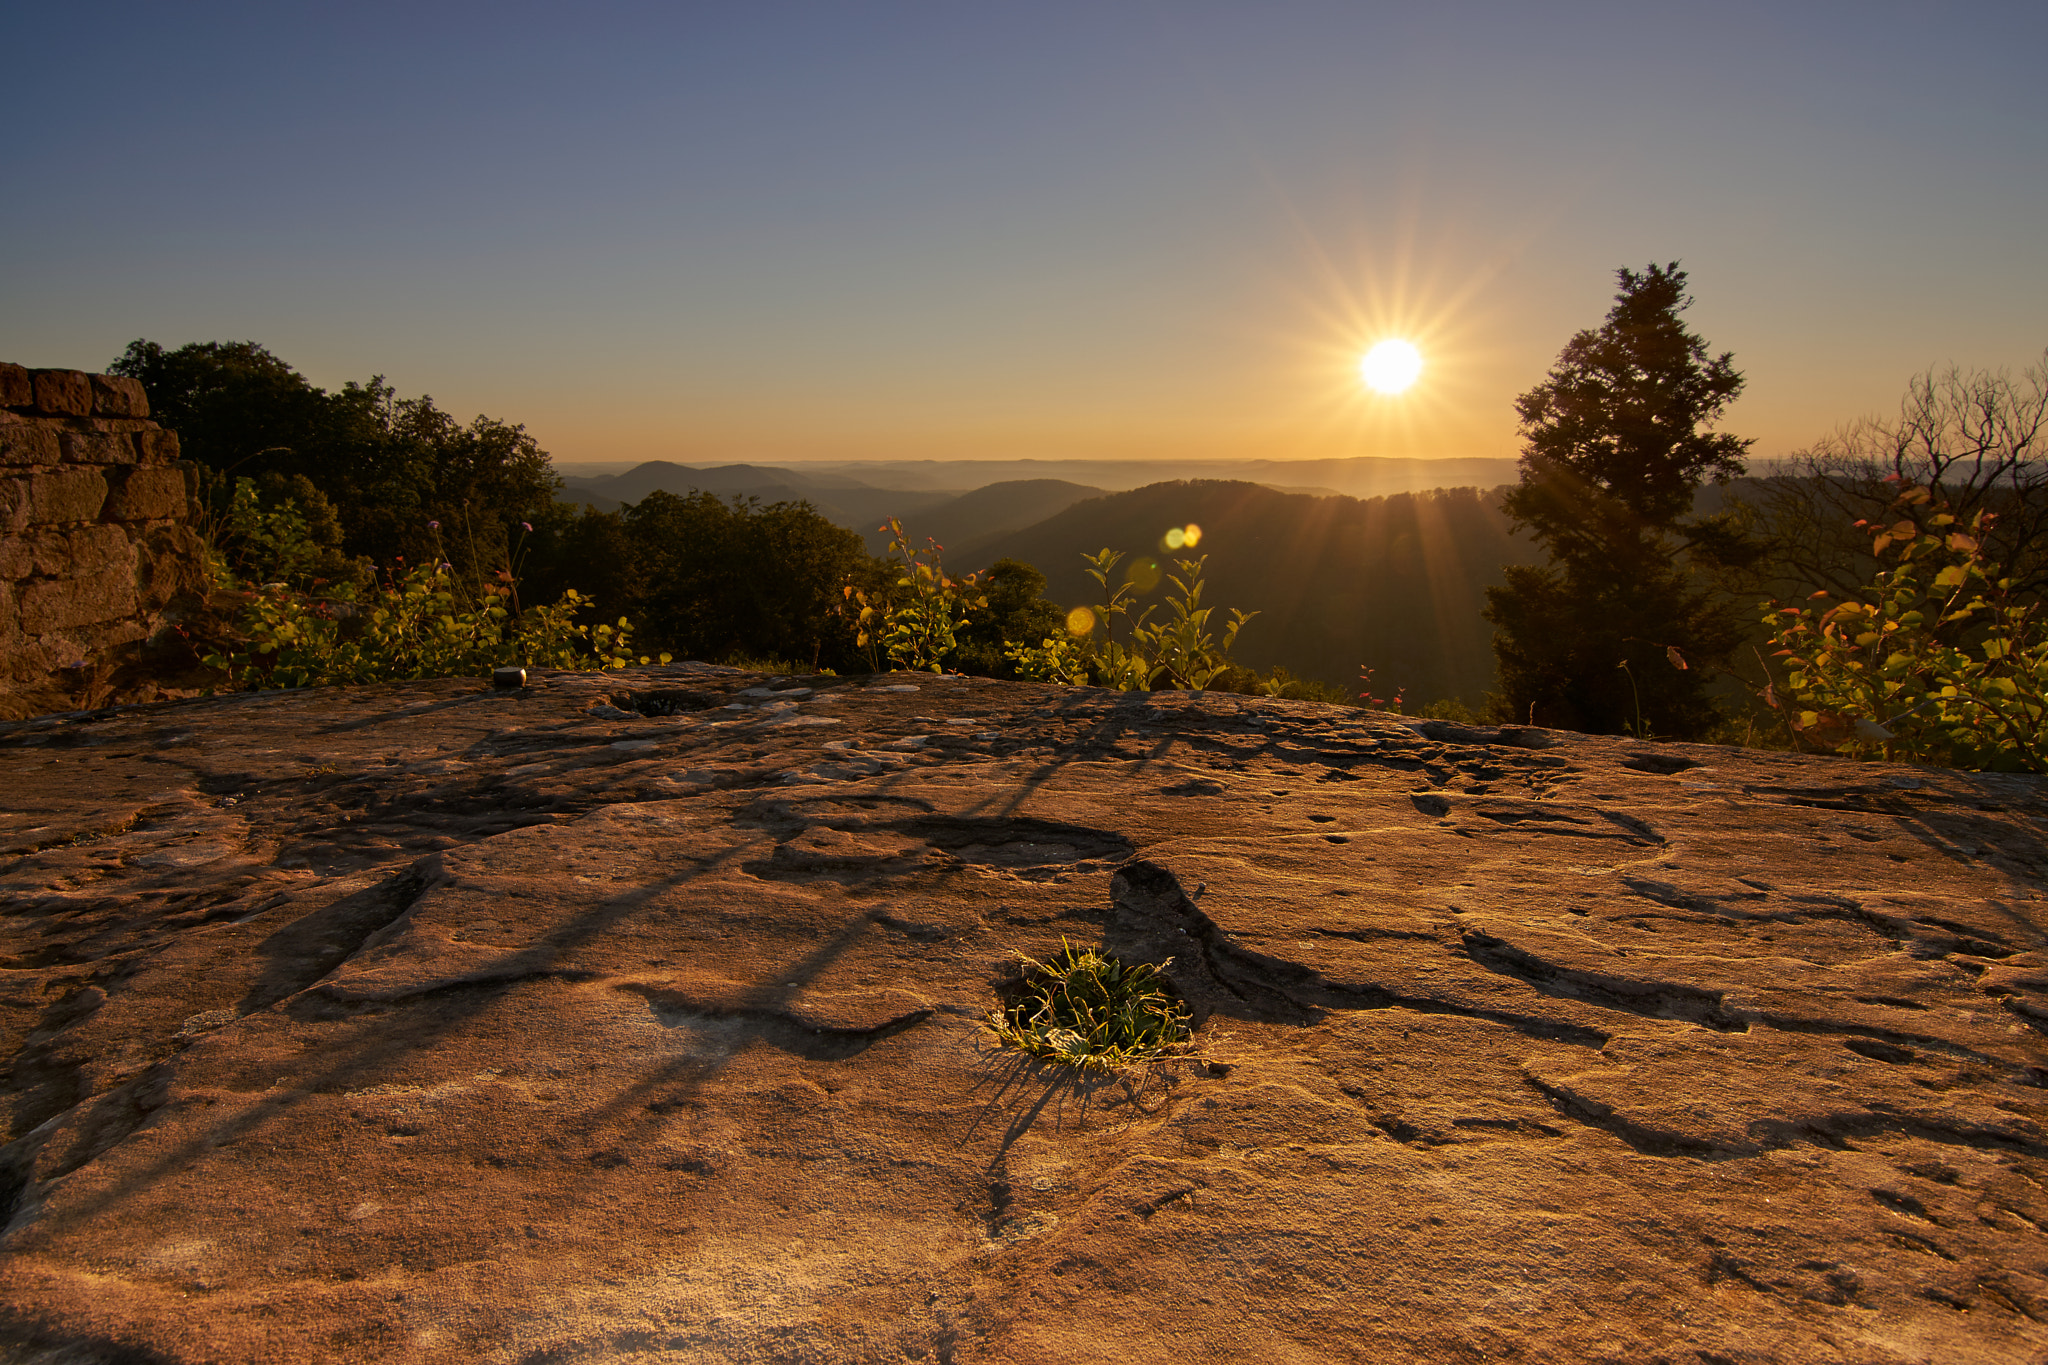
[[1106, 860, 1608, 1047], [620, 984, 934, 1061], [1461, 929, 1750, 1032]]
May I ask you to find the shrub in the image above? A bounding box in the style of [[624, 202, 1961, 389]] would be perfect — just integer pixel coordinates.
[[1054, 549, 1256, 691], [954, 559, 1066, 678], [1214, 664, 1355, 705], [1351, 663, 1405, 711], [718, 653, 836, 676], [202, 473, 365, 594], [986, 940, 1193, 1072], [846, 518, 987, 673], [201, 482, 659, 690], [1066, 547, 1151, 689], [205, 572, 654, 690], [1004, 632, 1091, 686], [1132, 556, 1258, 690], [856, 523, 1351, 701], [1765, 484, 2046, 771]]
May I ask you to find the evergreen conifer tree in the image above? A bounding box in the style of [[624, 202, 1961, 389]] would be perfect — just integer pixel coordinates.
[[1485, 263, 1755, 736]]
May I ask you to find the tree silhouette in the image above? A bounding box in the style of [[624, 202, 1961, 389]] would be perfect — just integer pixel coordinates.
[[1485, 263, 1756, 736]]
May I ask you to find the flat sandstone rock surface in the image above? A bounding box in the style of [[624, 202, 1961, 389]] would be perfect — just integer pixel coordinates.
[[1, 667, 2044, 1363]]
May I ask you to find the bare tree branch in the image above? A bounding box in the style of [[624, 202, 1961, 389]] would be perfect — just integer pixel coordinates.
[[1757, 350, 2048, 600]]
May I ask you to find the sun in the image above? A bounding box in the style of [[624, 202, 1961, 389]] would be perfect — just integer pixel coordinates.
[[1360, 339, 1423, 394]]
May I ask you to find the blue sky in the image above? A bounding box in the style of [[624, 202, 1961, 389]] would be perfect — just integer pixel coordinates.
[[5, 2, 2044, 466]]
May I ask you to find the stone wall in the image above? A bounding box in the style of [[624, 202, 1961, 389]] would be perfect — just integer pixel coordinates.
[[0, 361, 206, 719]]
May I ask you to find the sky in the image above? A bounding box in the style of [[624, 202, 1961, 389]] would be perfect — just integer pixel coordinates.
[[5, 2, 2045, 469]]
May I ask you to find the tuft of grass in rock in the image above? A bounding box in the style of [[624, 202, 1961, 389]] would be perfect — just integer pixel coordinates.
[[986, 940, 1193, 1072]]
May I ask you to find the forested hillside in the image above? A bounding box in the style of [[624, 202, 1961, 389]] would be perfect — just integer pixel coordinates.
[[561, 461, 954, 531]]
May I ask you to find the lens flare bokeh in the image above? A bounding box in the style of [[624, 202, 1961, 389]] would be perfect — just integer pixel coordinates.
[[1065, 606, 1096, 637]]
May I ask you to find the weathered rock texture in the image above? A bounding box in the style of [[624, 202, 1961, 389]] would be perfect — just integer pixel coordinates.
[[1, 668, 2044, 1363], [0, 361, 206, 721]]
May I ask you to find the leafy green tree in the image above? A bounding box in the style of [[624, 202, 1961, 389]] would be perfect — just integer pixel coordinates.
[[517, 502, 639, 629], [340, 378, 561, 584], [615, 491, 877, 670], [1485, 263, 1756, 736], [953, 558, 1065, 677], [109, 340, 345, 475], [110, 340, 562, 588]]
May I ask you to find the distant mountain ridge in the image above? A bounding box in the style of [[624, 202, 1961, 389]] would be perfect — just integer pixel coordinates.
[[558, 462, 1107, 554], [554, 454, 1521, 502], [559, 461, 950, 529], [894, 480, 1108, 560], [556, 456, 1521, 546]]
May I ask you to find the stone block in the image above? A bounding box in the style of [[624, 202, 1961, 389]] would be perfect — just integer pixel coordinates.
[[0, 477, 29, 535], [0, 527, 52, 578], [28, 467, 109, 525], [139, 519, 206, 561], [85, 417, 159, 435], [20, 568, 137, 633], [60, 524, 138, 578], [0, 634, 57, 684], [0, 363, 30, 409], [104, 466, 192, 522], [0, 580, 17, 647], [30, 370, 93, 417], [133, 429, 182, 464], [90, 374, 149, 418], [57, 430, 138, 466], [89, 618, 149, 652], [136, 531, 207, 610], [27, 632, 89, 671], [0, 422, 61, 468]]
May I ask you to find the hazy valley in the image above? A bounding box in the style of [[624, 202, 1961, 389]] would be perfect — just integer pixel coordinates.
[[556, 457, 1536, 703]]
